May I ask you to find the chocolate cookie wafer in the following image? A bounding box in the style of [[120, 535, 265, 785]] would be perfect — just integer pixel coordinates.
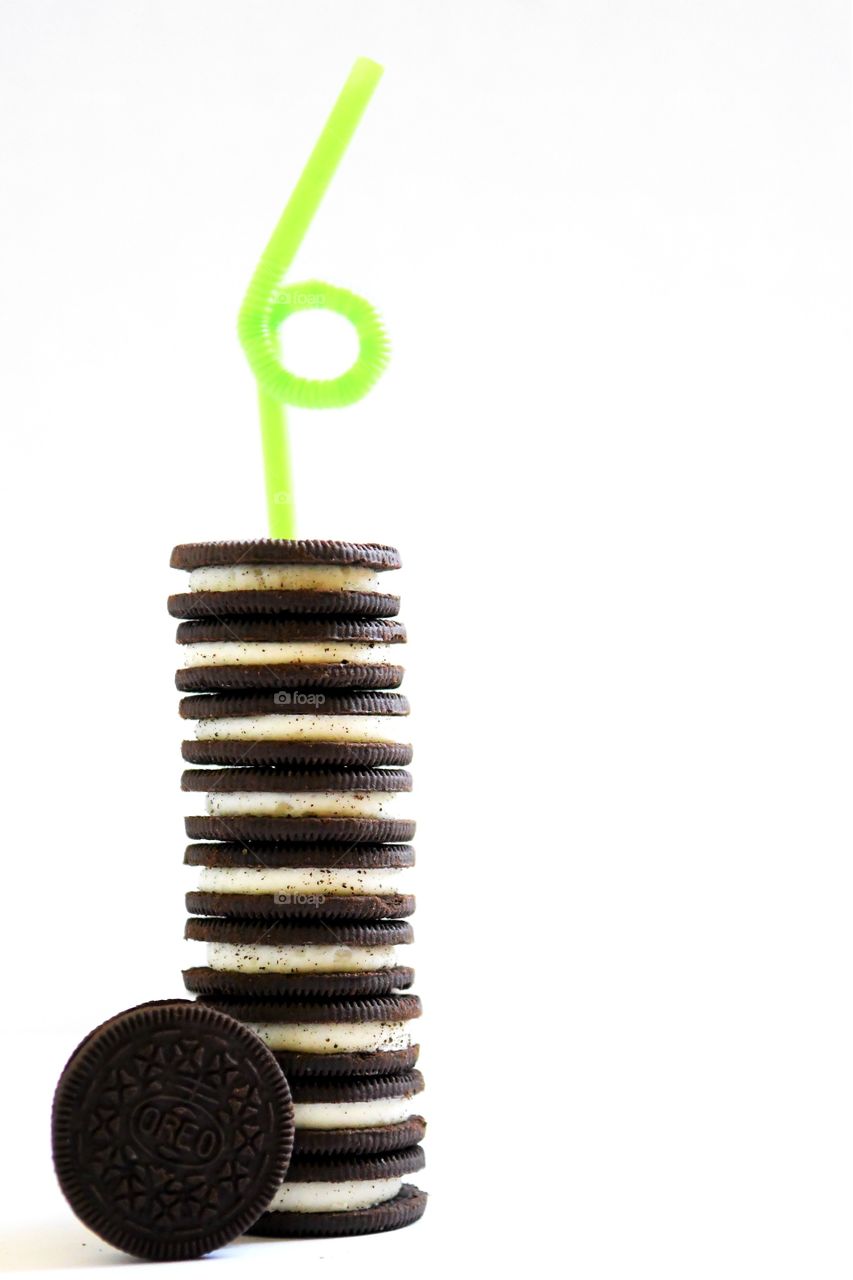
[[184, 918, 414, 998], [199, 994, 422, 1076], [169, 540, 401, 619], [171, 541, 402, 571], [291, 1070, 425, 1156], [180, 691, 412, 768], [176, 618, 406, 692], [184, 842, 415, 919], [183, 766, 415, 844], [246, 1147, 426, 1238], [280, 1046, 421, 1076]]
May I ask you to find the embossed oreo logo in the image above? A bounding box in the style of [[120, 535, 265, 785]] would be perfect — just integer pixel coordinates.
[[130, 1096, 223, 1167]]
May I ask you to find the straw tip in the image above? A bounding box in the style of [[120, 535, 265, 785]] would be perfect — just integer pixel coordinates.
[[353, 56, 384, 83]]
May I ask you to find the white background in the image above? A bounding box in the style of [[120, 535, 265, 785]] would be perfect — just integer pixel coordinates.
[[0, 1, 851, 1275]]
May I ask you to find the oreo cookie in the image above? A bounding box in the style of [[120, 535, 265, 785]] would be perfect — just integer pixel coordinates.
[[183, 766, 415, 844], [51, 1000, 294, 1261], [184, 917, 414, 998], [176, 617, 406, 693], [180, 691, 412, 768], [199, 994, 422, 1076], [247, 1147, 427, 1238], [291, 1070, 426, 1156], [184, 841, 415, 920], [169, 540, 401, 620]]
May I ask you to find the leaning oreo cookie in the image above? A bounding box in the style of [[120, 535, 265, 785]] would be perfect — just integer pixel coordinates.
[[199, 994, 422, 1077], [247, 1147, 426, 1238], [169, 540, 401, 620], [176, 618, 406, 692], [184, 842, 415, 920], [183, 766, 415, 844], [51, 1000, 294, 1261], [291, 1070, 426, 1156], [180, 691, 412, 768], [184, 917, 414, 998]]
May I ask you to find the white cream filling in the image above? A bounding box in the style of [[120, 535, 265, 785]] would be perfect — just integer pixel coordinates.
[[182, 641, 400, 669], [194, 714, 411, 745], [243, 1020, 413, 1053], [205, 790, 410, 819], [293, 1095, 418, 1130], [206, 941, 400, 974], [268, 1176, 402, 1213], [188, 565, 393, 593], [196, 865, 413, 895]]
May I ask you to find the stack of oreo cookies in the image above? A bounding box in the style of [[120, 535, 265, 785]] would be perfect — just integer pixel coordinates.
[[169, 541, 426, 1237]]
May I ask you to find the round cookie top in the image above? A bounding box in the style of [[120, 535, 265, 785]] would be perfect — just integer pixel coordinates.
[[51, 999, 294, 1261], [201, 993, 423, 1024], [176, 617, 406, 644], [185, 917, 413, 947], [182, 767, 413, 793], [288, 1069, 424, 1104], [171, 540, 401, 571], [179, 691, 410, 720], [183, 841, 415, 869], [285, 1145, 425, 1182]]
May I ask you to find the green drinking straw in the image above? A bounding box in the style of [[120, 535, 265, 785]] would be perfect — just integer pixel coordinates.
[[238, 56, 390, 539]]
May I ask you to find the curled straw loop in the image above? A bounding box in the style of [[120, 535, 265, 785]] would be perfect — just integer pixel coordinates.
[[242, 278, 389, 410]]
